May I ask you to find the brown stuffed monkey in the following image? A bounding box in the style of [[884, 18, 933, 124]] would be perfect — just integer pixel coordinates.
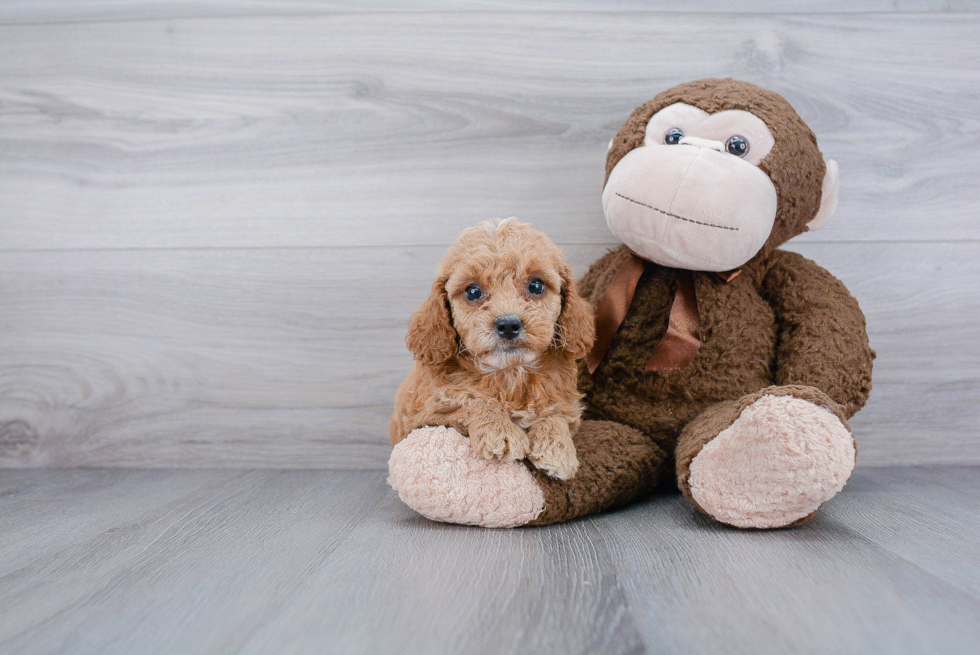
[[388, 78, 873, 530]]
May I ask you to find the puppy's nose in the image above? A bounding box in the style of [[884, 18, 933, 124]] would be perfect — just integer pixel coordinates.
[[495, 314, 523, 340]]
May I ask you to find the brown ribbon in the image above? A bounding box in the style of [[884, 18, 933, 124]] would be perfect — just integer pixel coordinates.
[[586, 254, 740, 374], [644, 270, 700, 372], [715, 269, 742, 283], [586, 253, 647, 374]]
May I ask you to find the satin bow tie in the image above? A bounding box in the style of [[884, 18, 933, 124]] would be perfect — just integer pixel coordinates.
[[585, 252, 740, 374]]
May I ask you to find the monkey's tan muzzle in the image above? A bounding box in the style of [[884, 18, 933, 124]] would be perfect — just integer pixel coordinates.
[[602, 144, 778, 272]]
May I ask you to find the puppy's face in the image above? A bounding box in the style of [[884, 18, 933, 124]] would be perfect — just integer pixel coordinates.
[[445, 225, 565, 370], [406, 218, 595, 370]]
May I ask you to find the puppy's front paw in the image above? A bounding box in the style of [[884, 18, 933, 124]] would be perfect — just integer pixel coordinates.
[[470, 419, 530, 461], [528, 420, 579, 480]]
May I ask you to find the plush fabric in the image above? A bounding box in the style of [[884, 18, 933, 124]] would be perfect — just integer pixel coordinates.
[[388, 426, 545, 528], [807, 159, 840, 230], [603, 145, 778, 271], [581, 248, 873, 435], [527, 420, 664, 526], [606, 78, 827, 261], [529, 239, 872, 528], [642, 104, 776, 165], [686, 393, 856, 529], [543, 80, 871, 528]]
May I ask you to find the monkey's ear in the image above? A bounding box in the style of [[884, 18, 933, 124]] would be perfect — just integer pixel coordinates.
[[405, 278, 457, 366], [807, 158, 840, 231], [554, 263, 596, 360]]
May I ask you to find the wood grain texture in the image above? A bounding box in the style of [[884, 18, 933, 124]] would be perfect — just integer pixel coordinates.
[[829, 466, 980, 599], [1, 8, 978, 468], [3, 1, 978, 26], [0, 469, 241, 574], [243, 494, 644, 655], [600, 468, 980, 655], [1, 467, 979, 654], [0, 469, 390, 654], [1, 242, 976, 468], [1, 13, 978, 250]]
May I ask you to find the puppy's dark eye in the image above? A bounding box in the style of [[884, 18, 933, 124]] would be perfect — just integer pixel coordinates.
[[664, 127, 684, 145], [465, 284, 482, 301], [528, 279, 545, 295]]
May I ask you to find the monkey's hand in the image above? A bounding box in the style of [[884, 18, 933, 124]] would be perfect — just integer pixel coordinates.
[[528, 415, 579, 480], [466, 406, 530, 462]]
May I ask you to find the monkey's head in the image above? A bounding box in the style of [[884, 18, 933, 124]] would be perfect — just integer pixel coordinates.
[[603, 78, 839, 272]]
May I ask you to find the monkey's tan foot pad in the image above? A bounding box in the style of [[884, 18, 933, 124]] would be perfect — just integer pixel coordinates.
[[688, 395, 856, 529], [388, 426, 545, 528]]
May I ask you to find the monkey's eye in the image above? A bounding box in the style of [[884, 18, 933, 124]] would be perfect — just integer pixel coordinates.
[[527, 279, 545, 295], [726, 135, 749, 157], [664, 128, 684, 145], [465, 284, 482, 301]]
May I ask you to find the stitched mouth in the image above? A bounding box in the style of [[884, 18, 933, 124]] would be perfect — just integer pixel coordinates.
[[615, 193, 739, 231]]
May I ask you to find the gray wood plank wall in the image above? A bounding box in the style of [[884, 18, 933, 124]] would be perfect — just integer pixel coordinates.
[[1, 3, 978, 468]]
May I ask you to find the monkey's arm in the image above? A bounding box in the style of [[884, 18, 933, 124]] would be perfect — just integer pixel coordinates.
[[674, 250, 867, 529], [761, 249, 874, 418]]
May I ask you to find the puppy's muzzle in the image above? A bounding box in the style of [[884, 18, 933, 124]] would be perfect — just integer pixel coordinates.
[[494, 314, 523, 341]]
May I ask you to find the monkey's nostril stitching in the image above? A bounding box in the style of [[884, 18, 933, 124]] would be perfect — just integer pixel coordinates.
[[615, 193, 739, 231]]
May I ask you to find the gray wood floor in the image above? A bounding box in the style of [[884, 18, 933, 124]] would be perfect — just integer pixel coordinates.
[[2, 466, 979, 655]]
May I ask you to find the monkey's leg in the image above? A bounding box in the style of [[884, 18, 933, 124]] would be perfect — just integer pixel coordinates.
[[526, 420, 664, 525], [388, 421, 664, 528], [675, 385, 857, 529]]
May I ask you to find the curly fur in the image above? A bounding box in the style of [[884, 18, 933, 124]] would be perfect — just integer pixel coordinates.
[[390, 218, 595, 480]]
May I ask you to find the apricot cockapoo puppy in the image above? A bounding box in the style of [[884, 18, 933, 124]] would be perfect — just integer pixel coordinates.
[[389, 218, 595, 480]]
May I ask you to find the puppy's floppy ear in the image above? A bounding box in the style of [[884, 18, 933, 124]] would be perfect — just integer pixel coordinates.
[[554, 263, 595, 360], [406, 277, 458, 365]]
